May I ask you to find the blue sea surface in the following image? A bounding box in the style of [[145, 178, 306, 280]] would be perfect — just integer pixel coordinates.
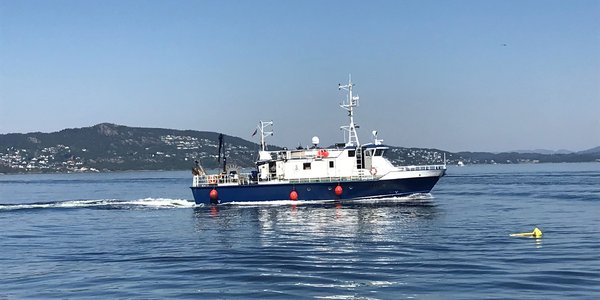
[[1, 163, 599, 299]]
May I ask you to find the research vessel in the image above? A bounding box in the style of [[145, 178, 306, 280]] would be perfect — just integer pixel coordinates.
[[191, 78, 446, 204]]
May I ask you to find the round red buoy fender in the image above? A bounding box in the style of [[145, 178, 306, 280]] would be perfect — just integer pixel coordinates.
[[334, 185, 343, 196], [290, 190, 298, 201], [209, 189, 218, 200]]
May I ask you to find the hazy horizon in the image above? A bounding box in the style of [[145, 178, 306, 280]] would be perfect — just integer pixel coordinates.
[[1, 0, 599, 153]]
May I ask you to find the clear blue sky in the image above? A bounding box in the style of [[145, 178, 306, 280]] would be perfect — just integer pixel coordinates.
[[1, 0, 599, 152]]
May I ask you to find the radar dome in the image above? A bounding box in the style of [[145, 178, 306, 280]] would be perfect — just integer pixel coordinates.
[[311, 136, 320, 146]]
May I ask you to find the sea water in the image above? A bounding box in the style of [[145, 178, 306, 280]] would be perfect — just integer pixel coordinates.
[[1, 163, 599, 299]]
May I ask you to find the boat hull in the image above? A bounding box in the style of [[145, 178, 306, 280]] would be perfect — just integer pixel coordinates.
[[190, 175, 443, 204]]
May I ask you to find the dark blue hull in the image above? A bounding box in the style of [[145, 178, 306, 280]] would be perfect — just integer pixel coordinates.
[[191, 175, 442, 205]]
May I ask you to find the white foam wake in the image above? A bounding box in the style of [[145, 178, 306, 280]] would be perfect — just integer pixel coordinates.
[[362, 193, 434, 202], [0, 198, 196, 211], [117, 198, 196, 208]]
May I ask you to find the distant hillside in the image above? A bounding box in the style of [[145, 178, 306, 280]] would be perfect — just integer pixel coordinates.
[[1, 123, 599, 174], [578, 146, 600, 155], [447, 151, 600, 165], [0, 123, 260, 173], [511, 149, 573, 155]]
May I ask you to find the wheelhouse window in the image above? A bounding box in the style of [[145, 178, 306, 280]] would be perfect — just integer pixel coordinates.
[[303, 162, 311, 170], [375, 149, 385, 156], [348, 150, 356, 157]]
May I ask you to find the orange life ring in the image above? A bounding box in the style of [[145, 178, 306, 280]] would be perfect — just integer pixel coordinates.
[[370, 167, 377, 175], [316, 149, 329, 158]]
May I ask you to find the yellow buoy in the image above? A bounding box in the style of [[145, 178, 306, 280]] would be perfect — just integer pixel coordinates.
[[510, 227, 542, 238]]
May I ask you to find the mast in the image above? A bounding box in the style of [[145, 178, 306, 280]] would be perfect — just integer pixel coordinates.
[[258, 120, 273, 151], [339, 75, 360, 147]]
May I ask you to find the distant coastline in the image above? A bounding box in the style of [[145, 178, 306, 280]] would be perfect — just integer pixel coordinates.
[[2, 123, 599, 174]]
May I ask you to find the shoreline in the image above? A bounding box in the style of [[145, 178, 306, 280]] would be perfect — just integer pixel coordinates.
[[2, 161, 598, 176]]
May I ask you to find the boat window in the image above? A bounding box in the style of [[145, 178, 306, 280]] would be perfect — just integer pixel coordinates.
[[375, 149, 385, 156], [365, 150, 373, 157], [348, 150, 356, 157], [303, 162, 311, 170], [329, 161, 334, 168]]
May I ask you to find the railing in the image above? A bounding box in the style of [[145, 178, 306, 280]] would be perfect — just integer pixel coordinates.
[[192, 164, 446, 187], [397, 165, 447, 172], [288, 175, 375, 184], [192, 174, 252, 187]]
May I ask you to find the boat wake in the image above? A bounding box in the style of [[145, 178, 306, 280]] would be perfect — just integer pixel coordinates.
[[0, 198, 196, 211], [358, 192, 434, 202]]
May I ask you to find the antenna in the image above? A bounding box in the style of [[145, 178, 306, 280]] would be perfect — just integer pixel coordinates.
[[339, 75, 360, 147], [372, 130, 383, 145], [258, 120, 274, 151]]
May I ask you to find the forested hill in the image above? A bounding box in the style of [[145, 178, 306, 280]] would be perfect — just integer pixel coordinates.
[[0, 123, 259, 173], [1, 123, 599, 174]]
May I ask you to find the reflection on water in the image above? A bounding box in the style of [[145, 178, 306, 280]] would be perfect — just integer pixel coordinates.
[[192, 201, 438, 249], [190, 200, 440, 298]]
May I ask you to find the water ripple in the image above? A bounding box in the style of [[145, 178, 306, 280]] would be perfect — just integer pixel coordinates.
[[1, 166, 600, 298]]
